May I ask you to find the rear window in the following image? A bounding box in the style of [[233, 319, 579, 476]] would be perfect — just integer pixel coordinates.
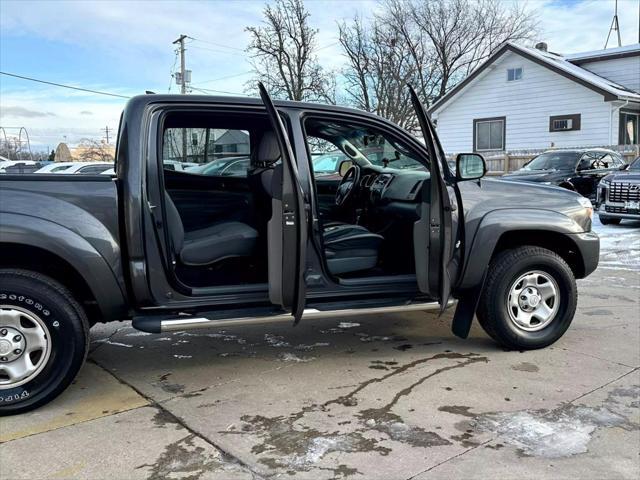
[[162, 127, 251, 177]]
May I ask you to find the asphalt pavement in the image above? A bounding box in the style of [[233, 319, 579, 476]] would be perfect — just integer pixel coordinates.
[[1, 217, 638, 480]]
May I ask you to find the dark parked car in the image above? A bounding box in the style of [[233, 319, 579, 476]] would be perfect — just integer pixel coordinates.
[[596, 155, 640, 225], [502, 148, 626, 200], [0, 86, 599, 414]]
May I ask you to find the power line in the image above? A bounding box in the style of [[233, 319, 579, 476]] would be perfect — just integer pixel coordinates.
[[190, 86, 245, 96], [188, 36, 245, 52], [188, 44, 239, 55], [0, 72, 130, 99], [192, 70, 253, 85]]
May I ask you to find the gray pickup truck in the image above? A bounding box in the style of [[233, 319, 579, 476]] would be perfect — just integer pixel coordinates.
[[0, 86, 599, 415]]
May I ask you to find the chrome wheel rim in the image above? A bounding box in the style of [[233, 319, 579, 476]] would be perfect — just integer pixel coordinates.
[[507, 271, 559, 332], [0, 306, 52, 389]]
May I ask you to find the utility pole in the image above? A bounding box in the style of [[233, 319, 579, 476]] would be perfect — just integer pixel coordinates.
[[605, 0, 622, 49], [173, 34, 188, 161], [102, 126, 111, 144], [173, 34, 188, 94]]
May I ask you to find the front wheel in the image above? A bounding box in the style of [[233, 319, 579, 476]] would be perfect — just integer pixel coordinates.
[[476, 246, 577, 350], [0, 269, 89, 416]]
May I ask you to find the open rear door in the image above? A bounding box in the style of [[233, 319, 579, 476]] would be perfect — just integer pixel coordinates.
[[258, 83, 307, 323], [409, 86, 455, 312]]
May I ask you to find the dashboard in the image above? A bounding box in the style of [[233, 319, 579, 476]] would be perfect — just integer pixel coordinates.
[[359, 168, 430, 204]]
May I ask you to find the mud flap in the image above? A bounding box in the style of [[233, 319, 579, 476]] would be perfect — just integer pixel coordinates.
[[451, 273, 486, 339]]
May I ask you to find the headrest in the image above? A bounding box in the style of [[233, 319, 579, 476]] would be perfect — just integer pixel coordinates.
[[257, 131, 281, 165]]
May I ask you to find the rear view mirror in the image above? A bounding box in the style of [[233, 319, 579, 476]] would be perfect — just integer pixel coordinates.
[[338, 160, 354, 177], [456, 153, 486, 180]]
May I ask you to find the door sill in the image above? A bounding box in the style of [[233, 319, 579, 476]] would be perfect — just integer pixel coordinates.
[[133, 298, 450, 333], [338, 273, 416, 287]]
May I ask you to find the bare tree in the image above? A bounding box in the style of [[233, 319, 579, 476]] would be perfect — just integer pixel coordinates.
[[77, 139, 114, 162], [410, 0, 538, 99], [246, 0, 334, 102], [339, 0, 537, 121], [339, 11, 434, 130]]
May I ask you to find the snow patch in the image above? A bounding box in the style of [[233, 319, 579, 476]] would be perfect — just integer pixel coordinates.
[[338, 322, 360, 329], [278, 352, 316, 363], [264, 333, 290, 348], [476, 405, 627, 458]]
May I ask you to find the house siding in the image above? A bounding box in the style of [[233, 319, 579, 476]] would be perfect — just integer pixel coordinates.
[[578, 56, 640, 93], [432, 51, 614, 154]]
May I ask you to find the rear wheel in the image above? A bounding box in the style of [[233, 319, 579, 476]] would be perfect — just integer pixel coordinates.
[[476, 246, 577, 350], [0, 269, 89, 416]]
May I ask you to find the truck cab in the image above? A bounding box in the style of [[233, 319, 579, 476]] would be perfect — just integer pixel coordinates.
[[0, 89, 599, 414]]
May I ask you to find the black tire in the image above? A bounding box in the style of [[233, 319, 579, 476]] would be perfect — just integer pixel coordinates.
[[476, 246, 577, 350], [599, 216, 621, 225], [0, 269, 89, 416]]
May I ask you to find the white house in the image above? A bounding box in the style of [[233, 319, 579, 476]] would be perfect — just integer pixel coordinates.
[[429, 42, 640, 155]]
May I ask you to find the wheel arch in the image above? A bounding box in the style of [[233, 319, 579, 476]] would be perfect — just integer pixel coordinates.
[[0, 215, 128, 323], [491, 230, 584, 278], [458, 209, 587, 290]]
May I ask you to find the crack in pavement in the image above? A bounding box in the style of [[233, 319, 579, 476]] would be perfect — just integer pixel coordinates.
[[88, 359, 266, 480], [416, 367, 640, 477]]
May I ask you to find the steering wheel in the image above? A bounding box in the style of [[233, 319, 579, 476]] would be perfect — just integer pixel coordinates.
[[335, 165, 361, 206], [592, 158, 608, 169]]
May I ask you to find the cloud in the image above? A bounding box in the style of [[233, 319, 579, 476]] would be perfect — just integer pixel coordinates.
[[533, 0, 639, 52], [0, 106, 56, 118], [1, 0, 637, 150]]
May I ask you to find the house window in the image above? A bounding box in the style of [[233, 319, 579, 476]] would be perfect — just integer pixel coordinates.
[[507, 67, 523, 81], [474, 117, 505, 151], [619, 111, 639, 145], [549, 114, 581, 132]]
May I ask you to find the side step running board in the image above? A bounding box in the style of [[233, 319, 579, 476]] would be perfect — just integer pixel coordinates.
[[133, 300, 451, 334]]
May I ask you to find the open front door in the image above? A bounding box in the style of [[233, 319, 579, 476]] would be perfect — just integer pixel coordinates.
[[258, 83, 307, 323], [409, 86, 455, 312]]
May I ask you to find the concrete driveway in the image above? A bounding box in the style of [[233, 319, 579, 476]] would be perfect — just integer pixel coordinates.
[[1, 218, 638, 480]]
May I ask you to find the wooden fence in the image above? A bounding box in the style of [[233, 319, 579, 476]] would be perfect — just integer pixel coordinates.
[[449, 145, 640, 176]]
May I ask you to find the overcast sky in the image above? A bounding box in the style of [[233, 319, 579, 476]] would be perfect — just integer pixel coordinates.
[[1, 0, 639, 150]]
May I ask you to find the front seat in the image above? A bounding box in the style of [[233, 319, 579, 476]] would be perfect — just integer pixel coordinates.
[[323, 223, 384, 275], [164, 193, 258, 266], [248, 132, 383, 276]]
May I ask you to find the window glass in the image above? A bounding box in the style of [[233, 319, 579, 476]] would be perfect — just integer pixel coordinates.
[[311, 151, 349, 175], [162, 128, 250, 177], [475, 119, 504, 151], [305, 118, 428, 173], [579, 151, 615, 170], [78, 164, 112, 174], [524, 152, 579, 171], [507, 67, 523, 81], [620, 112, 639, 145], [611, 153, 625, 166]]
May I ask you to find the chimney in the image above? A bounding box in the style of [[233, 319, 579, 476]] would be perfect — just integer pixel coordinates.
[[535, 42, 548, 52]]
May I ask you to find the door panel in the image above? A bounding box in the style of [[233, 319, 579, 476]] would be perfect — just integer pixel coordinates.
[[409, 87, 455, 311], [258, 84, 307, 321]]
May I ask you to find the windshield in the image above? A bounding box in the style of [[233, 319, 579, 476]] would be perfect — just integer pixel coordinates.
[[305, 118, 428, 173], [312, 151, 348, 174], [629, 156, 640, 170], [522, 152, 580, 171]]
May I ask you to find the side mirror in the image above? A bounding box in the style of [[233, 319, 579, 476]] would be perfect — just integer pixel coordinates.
[[455, 153, 486, 181], [338, 160, 353, 177]]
